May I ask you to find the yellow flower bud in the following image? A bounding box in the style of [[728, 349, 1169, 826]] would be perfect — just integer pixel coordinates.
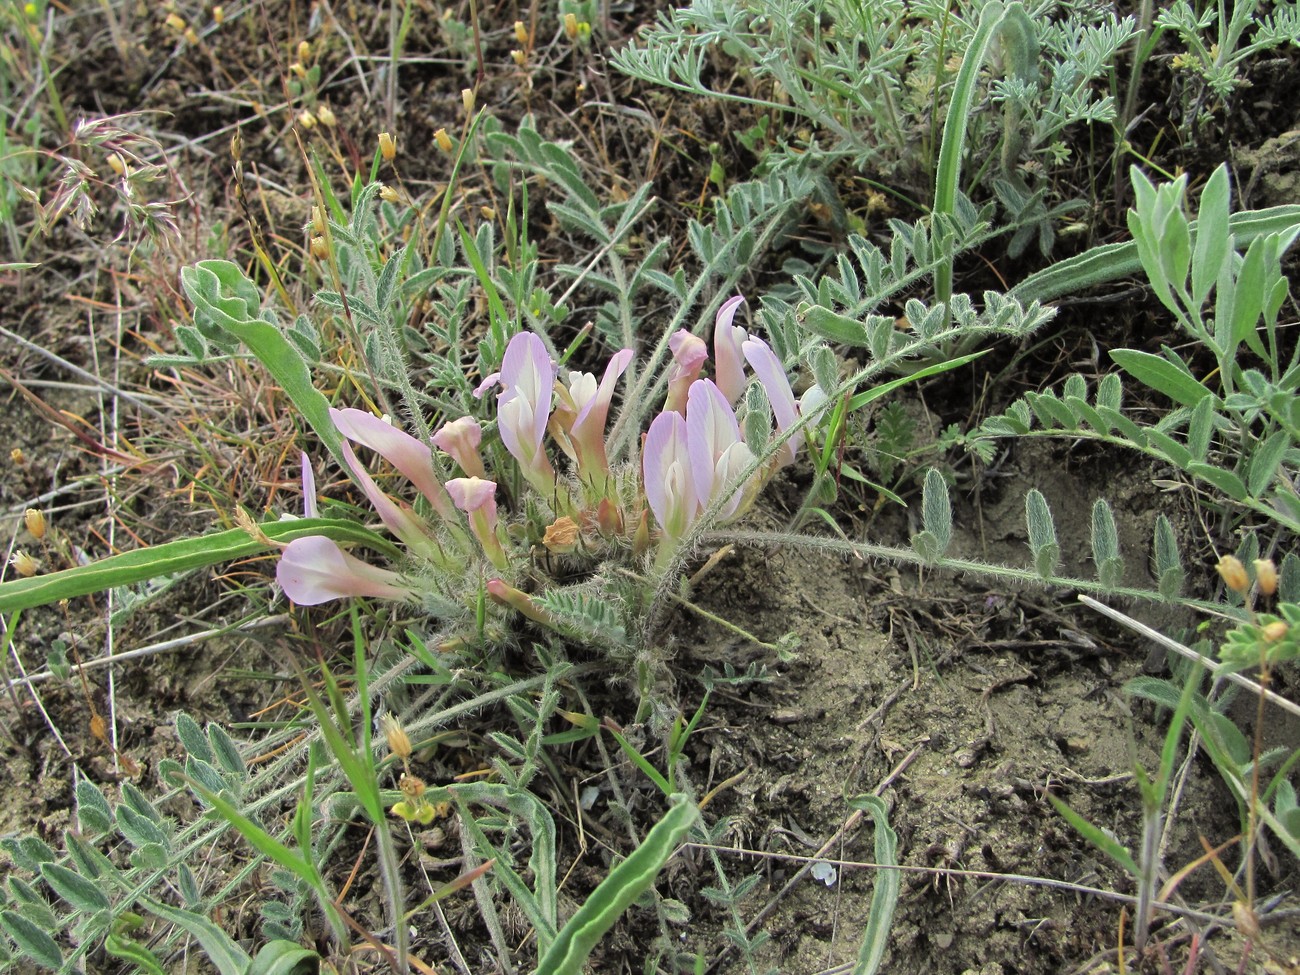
[[380, 185, 401, 203], [511, 49, 526, 66], [399, 772, 426, 800], [213, 5, 224, 25], [514, 20, 528, 44], [164, 12, 186, 32], [10, 551, 37, 578], [310, 205, 325, 235], [183, 26, 199, 45], [290, 61, 307, 80], [106, 152, 127, 176], [1254, 558, 1278, 597], [382, 713, 412, 760], [297, 109, 317, 129], [317, 104, 336, 127], [1262, 620, 1289, 643], [11, 447, 26, 465], [310, 235, 329, 259], [24, 508, 46, 540], [479, 205, 495, 219], [378, 131, 396, 161], [297, 40, 311, 63], [563, 11, 578, 38], [434, 128, 454, 153], [462, 87, 475, 115], [1216, 555, 1250, 595]]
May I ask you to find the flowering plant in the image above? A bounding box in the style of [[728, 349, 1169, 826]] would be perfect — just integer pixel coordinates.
[[273, 296, 826, 649]]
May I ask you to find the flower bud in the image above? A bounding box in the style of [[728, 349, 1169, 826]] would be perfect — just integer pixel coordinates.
[[165, 12, 186, 31], [511, 49, 526, 66], [461, 88, 475, 115], [184, 26, 199, 44], [310, 235, 329, 259], [107, 152, 127, 176], [1254, 558, 1278, 597], [379, 184, 401, 203], [290, 61, 307, 80], [10, 447, 26, 465], [382, 713, 412, 760], [310, 205, 325, 235], [434, 128, 453, 153], [213, 5, 224, 24], [378, 131, 396, 161], [297, 109, 317, 129], [10, 550, 37, 577], [1216, 555, 1249, 595], [297, 40, 311, 63], [1262, 620, 1290, 642], [480, 205, 496, 219], [563, 11, 578, 38], [24, 508, 45, 540], [514, 20, 528, 44], [317, 104, 336, 127]]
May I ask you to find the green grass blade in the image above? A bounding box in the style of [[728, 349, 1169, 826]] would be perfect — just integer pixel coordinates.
[[0, 518, 396, 613], [535, 797, 699, 975], [1045, 794, 1139, 877]]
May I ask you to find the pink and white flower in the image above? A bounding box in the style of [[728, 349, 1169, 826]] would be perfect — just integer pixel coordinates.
[[562, 348, 633, 478], [686, 379, 756, 522], [642, 410, 696, 540], [277, 535, 417, 605], [332, 408, 455, 520], [486, 333, 557, 493]]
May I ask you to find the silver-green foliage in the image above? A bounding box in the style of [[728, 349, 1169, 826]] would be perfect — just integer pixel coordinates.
[[611, 0, 1132, 186]]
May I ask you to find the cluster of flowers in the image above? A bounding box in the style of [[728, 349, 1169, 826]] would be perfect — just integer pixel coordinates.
[[275, 296, 824, 610]]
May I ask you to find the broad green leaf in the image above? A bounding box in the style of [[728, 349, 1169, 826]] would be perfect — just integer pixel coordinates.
[[921, 469, 952, 553], [1152, 515, 1183, 600], [848, 795, 900, 975], [1248, 429, 1290, 497], [247, 940, 321, 975], [1231, 234, 1270, 360], [1090, 499, 1123, 589], [803, 306, 867, 346], [1010, 204, 1300, 305], [1110, 349, 1213, 408], [182, 260, 347, 472], [208, 723, 248, 780], [0, 909, 62, 970], [1192, 164, 1231, 308], [1144, 429, 1192, 470], [0, 517, 395, 614], [176, 711, 215, 764], [140, 898, 251, 975], [1025, 490, 1059, 579], [40, 862, 109, 914], [75, 779, 113, 836], [1186, 462, 1248, 501], [535, 798, 698, 975]]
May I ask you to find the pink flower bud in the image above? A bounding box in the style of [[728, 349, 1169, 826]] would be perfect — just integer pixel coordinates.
[[713, 296, 749, 404], [665, 330, 707, 414], [432, 416, 486, 478], [447, 477, 507, 568], [741, 336, 802, 467]]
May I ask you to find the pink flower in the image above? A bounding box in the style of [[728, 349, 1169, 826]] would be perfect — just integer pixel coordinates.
[[432, 416, 486, 478], [565, 348, 633, 478], [713, 296, 749, 404], [642, 410, 696, 540], [277, 536, 417, 605], [332, 408, 454, 520], [447, 476, 507, 568], [665, 330, 707, 414], [741, 336, 802, 467], [686, 379, 756, 521], [493, 333, 557, 493]]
